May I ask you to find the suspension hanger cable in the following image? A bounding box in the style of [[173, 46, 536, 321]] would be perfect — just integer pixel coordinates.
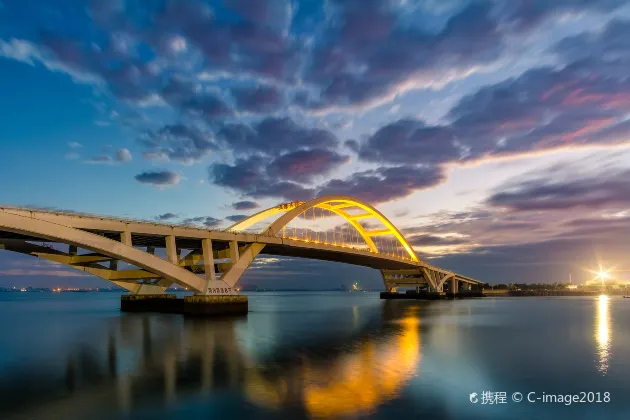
[[325, 210, 328, 244]]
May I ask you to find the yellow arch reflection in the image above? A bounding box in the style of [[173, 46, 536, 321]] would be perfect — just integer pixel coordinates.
[[595, 295, 611, 374], [245, 307, 421, 417]]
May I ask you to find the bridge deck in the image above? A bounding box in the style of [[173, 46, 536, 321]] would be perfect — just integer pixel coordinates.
[[0, 206, 481, 286]]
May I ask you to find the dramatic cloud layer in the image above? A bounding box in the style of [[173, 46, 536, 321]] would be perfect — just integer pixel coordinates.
[[359, 26, 630, 168], [4, 1, 630, 286], [488, 169, 630, 211]]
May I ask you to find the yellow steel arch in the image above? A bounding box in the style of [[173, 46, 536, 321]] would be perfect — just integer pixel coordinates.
[[225, 196, 419, 262], [225, 202, 304, 232]]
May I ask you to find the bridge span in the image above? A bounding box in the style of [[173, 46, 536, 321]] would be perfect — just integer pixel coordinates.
[[0, 196, 480, 299]]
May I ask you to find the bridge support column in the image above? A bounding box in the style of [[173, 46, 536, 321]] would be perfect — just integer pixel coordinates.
[[116, 230, 169, 295], [198, 238, 217, 295], [220, 243, 265, 288], [165, 236, 178, 264], [451, 278, 459, 294], [229, 240, 239, 264], [120, 231, 132, 246]]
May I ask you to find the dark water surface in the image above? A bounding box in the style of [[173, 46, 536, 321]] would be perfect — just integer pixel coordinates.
[[1, 292, 629, 419]]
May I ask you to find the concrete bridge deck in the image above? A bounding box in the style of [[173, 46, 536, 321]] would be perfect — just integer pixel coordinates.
[[0, 196, 481, 312]]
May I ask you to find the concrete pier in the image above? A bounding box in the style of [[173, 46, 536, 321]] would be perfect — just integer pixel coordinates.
[[120, 294, 248, 316], [120, 294, 183, 313], [183, 295, 248, 316]]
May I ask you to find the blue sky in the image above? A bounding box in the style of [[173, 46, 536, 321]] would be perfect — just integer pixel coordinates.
[[2, 0, 630, 288]]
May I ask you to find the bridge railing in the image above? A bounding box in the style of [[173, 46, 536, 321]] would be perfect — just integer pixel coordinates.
[[0, 206, 224, 231], [225, 228, 415, 262]]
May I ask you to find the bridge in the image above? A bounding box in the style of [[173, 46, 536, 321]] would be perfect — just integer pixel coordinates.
[[0, 195, 480, 297]]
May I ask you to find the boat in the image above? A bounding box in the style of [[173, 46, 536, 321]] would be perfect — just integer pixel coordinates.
[[624, 296, 630, 299]]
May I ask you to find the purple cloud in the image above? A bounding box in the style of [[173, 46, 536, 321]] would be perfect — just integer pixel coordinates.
[[318, 165, 445, 204], [217, 117, 338, 156], [268, 149, 350, 183], [231, 84, 285, 113], [488, 168, 630, 212]]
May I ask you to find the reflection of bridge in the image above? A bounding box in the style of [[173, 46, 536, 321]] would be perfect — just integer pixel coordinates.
[[0, 196, 480, 295], [0, 301, 422, 419]]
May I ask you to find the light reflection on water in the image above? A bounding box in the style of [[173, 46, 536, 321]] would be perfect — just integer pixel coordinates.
[[1, 293, 630, 419], [595, 295, 611, 374], [247, 306, 421, 418]]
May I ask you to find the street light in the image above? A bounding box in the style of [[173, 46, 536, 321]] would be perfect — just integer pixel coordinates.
[[596, 270, 611, 292]]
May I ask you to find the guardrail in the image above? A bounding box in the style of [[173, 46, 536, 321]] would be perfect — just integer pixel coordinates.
[[0, 206, 222, 231]]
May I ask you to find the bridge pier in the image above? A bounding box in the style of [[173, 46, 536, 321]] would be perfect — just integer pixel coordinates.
[[120, 294, 248, 316]]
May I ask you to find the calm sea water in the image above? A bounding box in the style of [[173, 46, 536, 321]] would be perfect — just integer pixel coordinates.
[[0, 292, 629, 419]]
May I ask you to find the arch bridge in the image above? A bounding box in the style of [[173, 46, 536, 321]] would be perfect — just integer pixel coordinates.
[[0, 196, 481, 295]]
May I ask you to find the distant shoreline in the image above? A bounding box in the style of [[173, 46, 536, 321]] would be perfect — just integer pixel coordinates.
[[0, 289, 378, 293]]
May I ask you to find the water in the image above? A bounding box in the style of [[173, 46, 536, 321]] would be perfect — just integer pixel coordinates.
[[0, 292, 629, 419]]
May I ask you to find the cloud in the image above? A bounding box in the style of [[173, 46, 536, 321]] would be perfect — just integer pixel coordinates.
[[140, 123, 216, 165], [407, 234, 469, 247], [116, 148, 132, 162], [231, 84, 285, 113], [226, 214, 248, 222], [358, 119, 459, 165], [211, 157, 315, 201], [318, 165, 445, 204], [296, 0, 629, 113], [135, 170, 182, 186], [296, 2, 503, 112], [156, 212, 178, 221], [203, 217, 222, 228], [434, 224, 630, 283], [487, 167, 630, 212], [67, 141, 82, 148], [86, 148, 133, 164], [181, 216, 222, 228], [211, 157, 445, 204], [0, 38, 101, 84], [355, 19, 630, 169], [217, 117, 338, 156], [209, 118, 349, 200], [268, 149, 350, 183], [3, 0, 628, 122], [223, 0, 293, 33], [161, 77, 234, 119], [344, 139, 359, 153], [232, 200, 259, 210]]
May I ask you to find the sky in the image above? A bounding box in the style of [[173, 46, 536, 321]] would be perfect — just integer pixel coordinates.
[[2, 0, 630, 289]]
